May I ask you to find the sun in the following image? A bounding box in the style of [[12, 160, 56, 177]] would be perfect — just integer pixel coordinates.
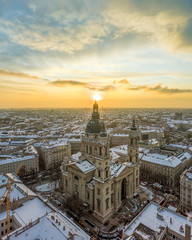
[[93, 94, 102, 101]]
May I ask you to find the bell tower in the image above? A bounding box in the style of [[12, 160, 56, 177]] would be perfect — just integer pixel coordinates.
[[127, 116, 140, 192], [127, 117, 139, 164]]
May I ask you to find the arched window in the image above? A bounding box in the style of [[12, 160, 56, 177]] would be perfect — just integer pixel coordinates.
[[100, 147, 102, 155], [131, 139, 133, 145], [98, 170, 101, 178], [106, 198, 109, 210], [106, 170, 108, 178], [90, 146, 92, 154], [111, 194, 114, 204], [97, 199, 101, 211], [86, 145, 88, 153], [74, 175, 79, 181]]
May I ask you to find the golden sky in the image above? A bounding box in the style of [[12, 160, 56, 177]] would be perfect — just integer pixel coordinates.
[[0, 0, 192, 108]]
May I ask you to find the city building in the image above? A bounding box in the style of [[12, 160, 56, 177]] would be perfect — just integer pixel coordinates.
[[2, 212, 90, 240], [0, 146, 39, 175], [180, 167, 192, 213], [0, 174, 90, 240], [61, 101, 140, 223], [140, 150, 192, 186], [123, 201, 192, 240], [111, 144, 192, 186], [35, 140, 71, 170]]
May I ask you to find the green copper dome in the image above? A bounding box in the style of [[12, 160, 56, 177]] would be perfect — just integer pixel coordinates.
[[85, 101, 107, 136]]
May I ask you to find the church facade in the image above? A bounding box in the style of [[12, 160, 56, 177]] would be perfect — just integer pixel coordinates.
[[61, 101, 140, 223]]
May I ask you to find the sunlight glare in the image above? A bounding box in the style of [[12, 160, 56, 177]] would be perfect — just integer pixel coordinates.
[[93, 94, 102, 101]]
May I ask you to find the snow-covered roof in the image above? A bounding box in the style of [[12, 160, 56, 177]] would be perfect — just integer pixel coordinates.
[[75, 160, 96, 174], [0, 174, 35, 205], [4, 212, 90, 240], [110, 163, 127, 177], [110, 151, 120, 162], [168, 144, 188, 150], [140, 151, 192, 168], [13, 197, 53, 226], [0, 184, 26, 202], [181, 167, 192, 182], [124, 202, 192, 238], [110, 145, 128, 155], [110, 145, 149, 156], [0, 155, 36, 165], [72, 151, 81, 161]]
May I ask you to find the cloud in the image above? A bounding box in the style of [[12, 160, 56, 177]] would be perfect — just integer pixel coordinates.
[[0, 0, 192, 54], [128, 86, 146, 91], [49, 78, 192, 94], [49, 79, 116, 92], [0, 18, 110, 54], [0, 68, 39, 79], [113, 79, 130, 84], [49, 79, 87, 87], [128, 83, 192, 94], [87, 85, 115, 91], [147, 83, 192, 93]]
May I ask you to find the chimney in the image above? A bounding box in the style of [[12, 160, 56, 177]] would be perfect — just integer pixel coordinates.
[[185, 224, 191, 240]]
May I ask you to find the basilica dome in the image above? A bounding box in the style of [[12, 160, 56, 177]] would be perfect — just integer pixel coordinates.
[[85, 101, 107, 137]]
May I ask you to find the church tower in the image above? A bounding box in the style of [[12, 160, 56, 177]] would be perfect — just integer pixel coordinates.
[[80, 101, 111, 182], [61, 101, 140, 224], [80, 101, 112, 221], [127, 116, 140, 191], [127, 117, 139, 164]]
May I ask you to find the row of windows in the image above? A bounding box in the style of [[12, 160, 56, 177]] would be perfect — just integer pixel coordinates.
[[1, 219, 12, 227], [97, 184, 114, 196], [98, 169, 109, 178], [97, 194, 115, 212], [85, 145, 108, 156], [1, 227, 13, 236]]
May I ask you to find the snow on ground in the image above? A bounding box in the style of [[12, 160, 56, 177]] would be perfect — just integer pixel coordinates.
[[140, 185, 155, 200], [35, 181, 59, 192]]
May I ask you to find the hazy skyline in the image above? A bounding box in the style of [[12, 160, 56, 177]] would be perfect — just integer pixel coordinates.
[[0, 0, 192, 108]]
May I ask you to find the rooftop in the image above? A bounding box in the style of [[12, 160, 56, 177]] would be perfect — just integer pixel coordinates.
[[124, 202, 192, 238]]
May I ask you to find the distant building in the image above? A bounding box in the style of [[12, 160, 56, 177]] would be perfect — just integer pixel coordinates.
[[180, 167, 192, 213], [62, 101, 140, 223], [67, 138, 81, 154], [0, 146, 39, 175], [140, 129, 160, 141], [35, 140, 71, 170], [140, 151, 192, 186], [110, 134, 129, 147], [111, 145, 192, 186], [175, 112, 183, 120]]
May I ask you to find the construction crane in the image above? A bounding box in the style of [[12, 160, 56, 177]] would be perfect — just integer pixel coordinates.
[[0, 162, 23, 234]]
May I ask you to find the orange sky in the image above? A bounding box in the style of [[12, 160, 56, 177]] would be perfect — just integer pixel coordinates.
[[0, 0, 192, 108]]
